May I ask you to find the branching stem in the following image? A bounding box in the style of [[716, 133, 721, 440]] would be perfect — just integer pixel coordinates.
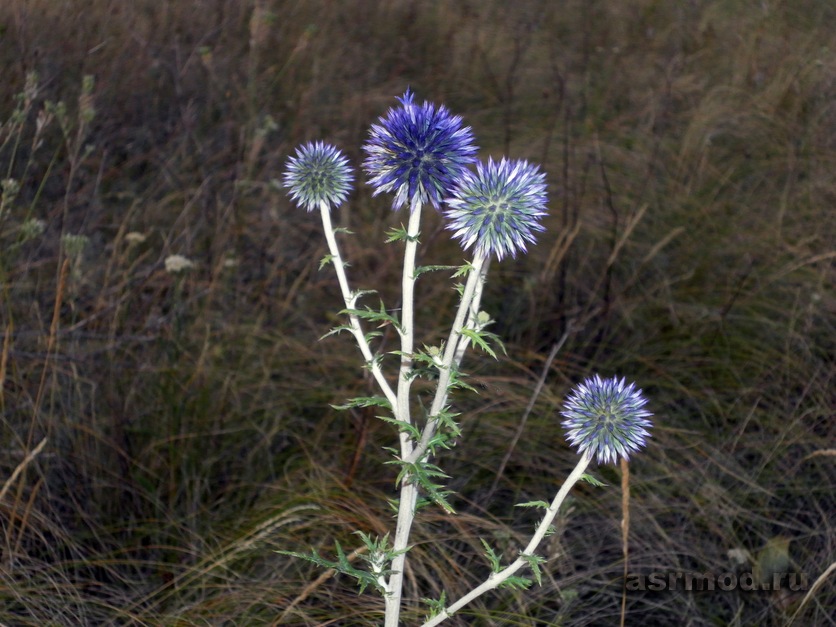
[[421, 452, 593, 627]]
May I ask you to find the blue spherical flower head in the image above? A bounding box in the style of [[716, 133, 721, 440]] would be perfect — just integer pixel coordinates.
[[363, 89, 478, 212], [444, 157, 547, 261], [283, 141, 354, 212], [560, 375, 653, 465]]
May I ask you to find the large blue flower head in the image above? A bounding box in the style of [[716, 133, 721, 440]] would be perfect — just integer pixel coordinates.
[[283, 141, 354, 212], [444, 157, 547, 261], [363, 89, 478, 212], [560, 375, 653, 465]]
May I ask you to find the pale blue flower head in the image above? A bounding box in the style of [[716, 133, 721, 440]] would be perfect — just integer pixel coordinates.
[[363, 89, 478, 212], [283, 141, 354, 212], [444, 157, 547, 261], [560, 375, 653, 465]]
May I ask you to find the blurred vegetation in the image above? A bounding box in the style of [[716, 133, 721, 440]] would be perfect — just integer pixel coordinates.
[[0, 0, 833, 625]]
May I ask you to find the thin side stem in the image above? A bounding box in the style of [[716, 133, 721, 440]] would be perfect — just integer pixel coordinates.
[[318, 202, 397, 408], [421, 452, 593, 627], [453, 256, 490, 367], [408, 253, 487, 465]]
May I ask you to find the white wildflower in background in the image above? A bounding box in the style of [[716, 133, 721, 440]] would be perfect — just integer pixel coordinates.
[[61, 233, 89, 257], [165, 254, 195, 274], [125, 232, 147, 246], [1, 178, 20, 220], [19, 218, 46, 241]]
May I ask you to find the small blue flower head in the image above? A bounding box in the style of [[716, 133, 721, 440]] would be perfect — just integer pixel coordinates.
[[283, 141, 354, 212], [560, 375, 653, 465], [444, 157, 547, 261], [363, 89, 478, 212]]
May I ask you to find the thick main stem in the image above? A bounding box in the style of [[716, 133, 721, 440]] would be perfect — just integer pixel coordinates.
[[384, 206, 422, 627], [386, 252, 487, 627], [421, 452, 593, 627], [384, 480, 419, 626], [395, 207, 422, 458]]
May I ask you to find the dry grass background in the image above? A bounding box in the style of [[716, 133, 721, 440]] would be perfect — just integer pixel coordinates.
[[0, 0, 833, 625]]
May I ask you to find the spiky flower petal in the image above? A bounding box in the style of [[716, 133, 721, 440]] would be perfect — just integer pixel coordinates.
[[560, 375, 653, 465], [363, 89, 478, 212], [444, 157, 547, 261], [283, 141, 354, 212]]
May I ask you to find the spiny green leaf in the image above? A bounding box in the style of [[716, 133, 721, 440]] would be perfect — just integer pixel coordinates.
[[421, 591, 448, 619], [351, 288, 378, 302], [376, 415, 421, 439], [342, 303, 402, 332], [414, 264, 458, 278], [520, 553, 546, 586], [320, 324, 353, 340], [498, 575, 533, 590], [459, 328, 497, 358], [364, 330, 383, 342], [580, 473, 607, 487], [515, 500, 551, 510], [331, 396, 392, 411], [389, 460, 456, 514], [446, 370, 478, 393], [385, 225, 408, 242], [319, 253, 335, 270], [480, 538, 502, 572], [451, 262, 474, 278], [277, 543, 385, 595]]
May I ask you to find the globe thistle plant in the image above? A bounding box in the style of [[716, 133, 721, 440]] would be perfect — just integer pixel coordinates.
[[278, 93, 661, 627], [363, 89, 478, 212], [283, 141, 353, 212], [444, 157, 547, 261], [560, 375, 653, 465]]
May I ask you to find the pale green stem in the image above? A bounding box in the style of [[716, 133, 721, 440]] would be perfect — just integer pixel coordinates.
[[453, 256, 491, 366], [385, 251, 487, 627], [384, 480, 419, 626], [396, 206, 422, 458], [384, 204, 422, 627], [407, 253, 487, 465], [420, 452, 594, 627], [318, 201, 397, 408]]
